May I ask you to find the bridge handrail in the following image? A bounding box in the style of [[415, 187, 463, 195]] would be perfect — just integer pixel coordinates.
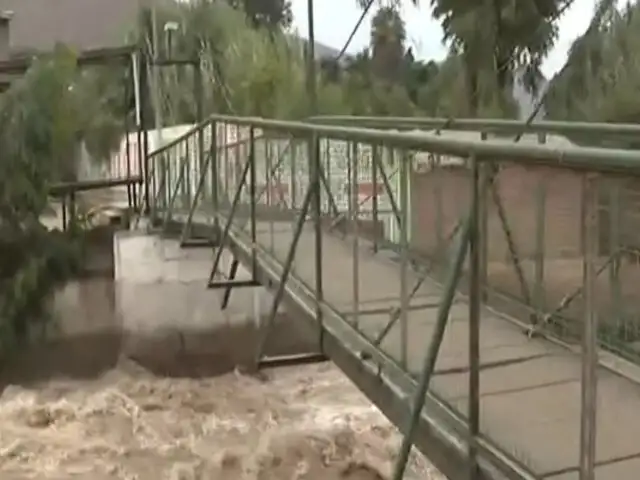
[[148, 114, 640, 175], [308, 115, 640, 141]]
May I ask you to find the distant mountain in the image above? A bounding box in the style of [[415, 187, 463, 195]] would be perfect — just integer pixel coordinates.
[[291, 35, 342, 60], [313, 40, 341, 59]]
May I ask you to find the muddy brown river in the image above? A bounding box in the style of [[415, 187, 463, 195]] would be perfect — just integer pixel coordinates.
[[0, 358, 444, 480]]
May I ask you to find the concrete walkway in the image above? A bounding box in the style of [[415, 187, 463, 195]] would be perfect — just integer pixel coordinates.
[[229, 219, 640, 480]]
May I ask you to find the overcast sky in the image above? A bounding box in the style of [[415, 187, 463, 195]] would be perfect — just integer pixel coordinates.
[[290, 0, 620, 78]]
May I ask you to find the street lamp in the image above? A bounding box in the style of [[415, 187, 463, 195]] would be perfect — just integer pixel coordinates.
[[163, 21, 179, 58]]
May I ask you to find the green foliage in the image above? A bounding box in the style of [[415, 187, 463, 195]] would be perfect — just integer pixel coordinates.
[[225, 0, 292, 30], [0, 46, 123, 357], [147, 0, 545, 126], [426, 0, 566, 116], [0, 225, 82, 354], [544, 0, 637, 128], [147, 1, 439, 122]]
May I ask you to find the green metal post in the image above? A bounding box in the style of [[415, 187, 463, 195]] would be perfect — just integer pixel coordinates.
[[290, 142, 297, 210], [468, 153, 481, 479], [195, 61, 204, 173], [346, 142, 353, 239], [579, 173, 598, 480], [376, 150, 401, 229], [249, 127, 257, 279], [311, 132, 324, 349], [351, 141, 360, 329], [210, 121, 219, 221], [224, 124, 230, 204], [164, 148, 172, 218], [435, 131, 444, 255], [609, 181, 622, 330], [163, 153, 189, 229], [479, 133, 488, 298], [266, 139, 275, 252], [139, 49, 151, 215], [324, 139, 330, 214], [534, 183, 547, 325], [180, 144, 213, 243], [399, 147, 409, 368], [371, 144, 380, 252]]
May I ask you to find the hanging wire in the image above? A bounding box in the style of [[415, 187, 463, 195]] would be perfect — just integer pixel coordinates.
[[336, 0, 377, 61]]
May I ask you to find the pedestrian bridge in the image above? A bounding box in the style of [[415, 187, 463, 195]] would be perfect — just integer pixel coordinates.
[[63, 115, 640, 480]]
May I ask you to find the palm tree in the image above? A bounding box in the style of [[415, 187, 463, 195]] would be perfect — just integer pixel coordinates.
[[369, 5, 407, 83]]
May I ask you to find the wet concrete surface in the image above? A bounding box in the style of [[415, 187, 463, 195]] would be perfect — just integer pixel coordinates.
[[0, 231, 315, 388]]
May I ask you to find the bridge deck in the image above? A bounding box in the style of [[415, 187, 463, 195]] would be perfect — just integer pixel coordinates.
[[200, 214, 640, 480]]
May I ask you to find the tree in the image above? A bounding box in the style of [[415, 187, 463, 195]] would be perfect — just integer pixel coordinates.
[[225, 0, 292, 30], [370, 5, 407, 83], [405, 55, 439, 103], [545, 0, 630, 126], [0, 47, 109, 353], [427, 0, 568, 116]]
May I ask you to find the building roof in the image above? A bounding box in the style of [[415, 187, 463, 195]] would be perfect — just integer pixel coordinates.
[[0, 0, 158, 54]]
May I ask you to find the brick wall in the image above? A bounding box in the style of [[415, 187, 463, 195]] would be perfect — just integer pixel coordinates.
[[410, 163, 584, 262]]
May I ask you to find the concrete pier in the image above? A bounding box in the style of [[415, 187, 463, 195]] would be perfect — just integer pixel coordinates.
[[0, 230, 315, 386]]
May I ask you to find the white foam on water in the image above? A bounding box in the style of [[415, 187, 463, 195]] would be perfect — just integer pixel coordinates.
[[0, 360, 446, 480]]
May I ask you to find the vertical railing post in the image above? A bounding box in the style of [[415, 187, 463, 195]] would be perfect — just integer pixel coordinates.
[[323, 139, 330, 214], [290, 141, 298, 210], [140, 51, 151, 215], [184, 137, 193, 209], [371, 143, 380, 252], [123, 69, 133, 210], [150, 154, 157, 213], [195, 60, 204, 172], [310, 132, 324, 347], [609, 180, 622, 329], [350, 141, 360, 329], [435, 131, 444, 256], [181, 140, 189, 210], [579, 172, 598, 480], [210, 122, 219, 224], [249, 127, 257, 279], [479, 132, 489, 298], [163, 148, 171, 217], [399, 147, 409, 368], [223, 123, 230, 205], [534, 132, 547, 323], [266, 139, 275, 251], [468, 153, 482, 479]]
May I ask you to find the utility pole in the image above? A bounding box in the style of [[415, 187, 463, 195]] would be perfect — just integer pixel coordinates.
[[306, 0, 317, 114]]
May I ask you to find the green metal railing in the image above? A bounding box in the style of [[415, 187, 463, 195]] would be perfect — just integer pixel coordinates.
[[146, 113, 640, 480]]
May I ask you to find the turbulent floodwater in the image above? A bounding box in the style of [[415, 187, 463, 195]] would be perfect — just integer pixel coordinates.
[[0, 359, 444, 480]]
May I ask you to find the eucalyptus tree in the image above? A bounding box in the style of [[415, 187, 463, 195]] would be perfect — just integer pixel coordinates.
[[545, 0, 637, 125], [430, 0, 572, 116]]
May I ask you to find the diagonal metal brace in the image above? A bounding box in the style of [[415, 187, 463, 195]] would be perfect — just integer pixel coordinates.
[[207, 157, 251, 287], [253, 179, 316, 368]]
